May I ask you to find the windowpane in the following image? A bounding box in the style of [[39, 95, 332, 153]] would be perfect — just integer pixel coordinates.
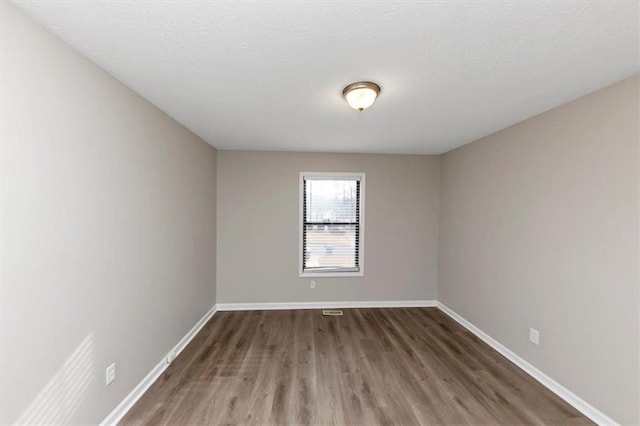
[[304, 224, 358, 271], [302, 175, 362, 275], [305, 180, 358, 223]]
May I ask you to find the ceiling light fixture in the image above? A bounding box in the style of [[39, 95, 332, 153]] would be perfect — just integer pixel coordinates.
[[342, 81, 381, 111]]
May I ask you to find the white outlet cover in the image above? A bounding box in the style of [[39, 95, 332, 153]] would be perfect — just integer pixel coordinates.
[[529, 328, 540, 345], [310, 280, 316, 289], [105, 363, 116, 386]]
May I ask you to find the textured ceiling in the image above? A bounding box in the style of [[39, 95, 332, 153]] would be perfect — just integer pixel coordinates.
[[12, 1, 640, 154]]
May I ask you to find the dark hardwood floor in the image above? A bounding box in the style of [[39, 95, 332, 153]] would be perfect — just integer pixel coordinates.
[[121, 308, 590, 425]]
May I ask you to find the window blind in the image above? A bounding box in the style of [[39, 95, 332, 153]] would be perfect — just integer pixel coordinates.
[[302, 178, 361, 273]]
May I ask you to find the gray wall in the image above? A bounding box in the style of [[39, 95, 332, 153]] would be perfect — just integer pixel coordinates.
[[217, 151, 440, 304], [438, 76, 639, 424], [0, 3, 217, 424]]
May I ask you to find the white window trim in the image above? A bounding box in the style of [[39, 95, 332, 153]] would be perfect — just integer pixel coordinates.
[[299, 172, 365, 278]]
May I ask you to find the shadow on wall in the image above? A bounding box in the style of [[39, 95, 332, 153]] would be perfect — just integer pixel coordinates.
[[14, 333, 94, 424]]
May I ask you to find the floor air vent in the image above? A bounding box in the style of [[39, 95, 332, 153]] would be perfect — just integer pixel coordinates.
[[322, 309, 343, 316]]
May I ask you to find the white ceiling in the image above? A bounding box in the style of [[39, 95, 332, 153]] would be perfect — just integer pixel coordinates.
[[13, 1, 640, 154]]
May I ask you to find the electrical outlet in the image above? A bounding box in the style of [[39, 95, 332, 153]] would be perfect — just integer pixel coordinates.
[[105, 363, 116, 386], [529, 328, 540, 345], [310, 280, 316, 289]]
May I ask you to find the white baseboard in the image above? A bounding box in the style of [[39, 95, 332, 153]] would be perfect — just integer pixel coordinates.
[[436, 302, 618, 426], [216, 300, 437, 311], [100, 304, 217, 426]]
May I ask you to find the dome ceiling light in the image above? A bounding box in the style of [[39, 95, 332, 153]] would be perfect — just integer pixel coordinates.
[[342, 81, 381, 111]]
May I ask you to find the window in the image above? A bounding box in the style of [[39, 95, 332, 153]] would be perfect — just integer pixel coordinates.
[[299, 172, 365, 277]]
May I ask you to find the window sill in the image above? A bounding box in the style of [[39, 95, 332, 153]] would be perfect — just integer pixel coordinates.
[[299, 271, 364, 278]]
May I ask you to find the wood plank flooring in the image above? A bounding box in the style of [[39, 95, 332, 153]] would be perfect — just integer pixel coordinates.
[[121, 308, 591, 425]]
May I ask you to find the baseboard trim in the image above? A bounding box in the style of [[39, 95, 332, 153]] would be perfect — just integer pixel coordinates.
[[216, 300, 438, 311], [436, 302, 618, 426], [100, 304, 217, 426]]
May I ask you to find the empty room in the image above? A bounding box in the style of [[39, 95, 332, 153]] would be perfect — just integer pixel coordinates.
[[1, 1, 638, 425]]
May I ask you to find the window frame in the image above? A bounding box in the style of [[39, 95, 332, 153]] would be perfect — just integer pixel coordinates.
[[299, 172, 366, 278]]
